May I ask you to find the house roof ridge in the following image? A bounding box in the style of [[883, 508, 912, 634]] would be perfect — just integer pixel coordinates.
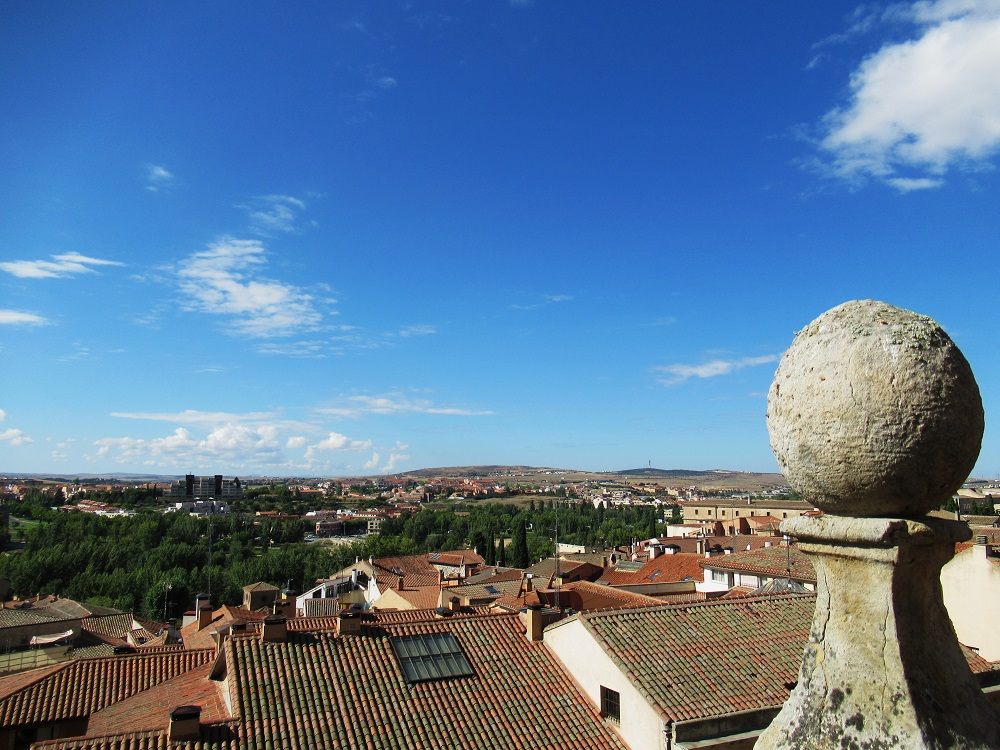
[[581, 591, 817, 620]]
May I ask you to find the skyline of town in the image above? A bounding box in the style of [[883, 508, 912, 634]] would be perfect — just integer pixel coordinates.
[[3, 1, 1000, 477]]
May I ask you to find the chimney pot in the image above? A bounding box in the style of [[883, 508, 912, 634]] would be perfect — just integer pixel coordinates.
[[197, 603, 213, 631], [168, 705, 201, 742], [337, 611, 362, 636], [448, 596, 461, 613], [261, 614, 287, 643]]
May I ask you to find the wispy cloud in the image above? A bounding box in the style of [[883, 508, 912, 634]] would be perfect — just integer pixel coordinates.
[[144, 164, 174, 192], [653, 354, 777, 386], [0, 310, 49, 326], [236, 195, 309, 235], [397, 324, 437, 337], [256, 340, 331, 358], [815, 0, 1000, 190], [111, 409, 279, 425], [510, 293, 574, 311], [0, 253, 123, 279], [318, 394, 494, 419], [177, 237, 323, 337]]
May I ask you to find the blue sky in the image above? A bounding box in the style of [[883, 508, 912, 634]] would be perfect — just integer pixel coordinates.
[[2, 1, 999, 477]]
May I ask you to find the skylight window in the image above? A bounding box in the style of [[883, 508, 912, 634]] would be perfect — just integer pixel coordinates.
[[390, 633, 474, 684]]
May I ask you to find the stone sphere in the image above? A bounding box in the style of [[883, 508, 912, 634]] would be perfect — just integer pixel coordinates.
[[767, 300, 983, 517]]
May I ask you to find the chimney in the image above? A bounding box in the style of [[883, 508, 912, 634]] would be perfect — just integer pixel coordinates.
[[648, 545, 659, 560], [448, 596, 461, 613], [601, 556, 608, 568], [975, 535, 989, 558], [695, 539, 705, 555], [397, 575, 405, 590], [261, 614, 287, 643], [168, 705, 201, 742], [337, 611, 362, 636], [522, 604, 545, 642], [765, 541, 773, 548], [197, 603, 213, 631]]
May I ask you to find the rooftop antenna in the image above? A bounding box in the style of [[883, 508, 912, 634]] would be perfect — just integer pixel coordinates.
[[207, 515, 213, 599], [553, 497, 560, 610]]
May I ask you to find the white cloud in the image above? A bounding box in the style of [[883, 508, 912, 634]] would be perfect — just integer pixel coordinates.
[[375, 76, 398, 89], [382, 445, 411, 472], [145, 164, 174, 192], [177, 237, 323, 337], [0, 310, 49, 326], [398, 324, 437, 337], [94, 423, 284, 467], [0, 409, 5, 422], [510, 293, 574, 311], [111, 409, 279, 424], [653, 354, 777, 386], [256, 340, 330, 358], [318, 394, 494, 418], [236, 195, 308, 235], [0, 428, 33, 446], [0, 253, 123, 279], [363, 452, 381, 470], [286, 436, 307, 449], [885, 176, 945, 192], [304, 431, 373, 462], [818, 1, 1000, 189]]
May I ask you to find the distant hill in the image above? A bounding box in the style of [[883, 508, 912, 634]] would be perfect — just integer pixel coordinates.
[[616, 468, 709, 477]]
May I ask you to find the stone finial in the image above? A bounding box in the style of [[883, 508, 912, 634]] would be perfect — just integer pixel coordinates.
[[756, 300, 1000, 750], [767, 300, 983, 517]]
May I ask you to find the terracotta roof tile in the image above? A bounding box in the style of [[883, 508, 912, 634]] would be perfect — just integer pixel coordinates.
[[574, 594, 818, 722], [85, 662, 231, 737], [698, 546, 816, 583], [0, 649, 215, 727], [599, 553, 703, 585], [226, 612, 625, 750]]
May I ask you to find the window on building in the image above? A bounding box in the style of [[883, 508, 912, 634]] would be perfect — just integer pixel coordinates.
[[710, 570, 730, 584], [600, 686, 620, 723], [390, 633, 474, 684]]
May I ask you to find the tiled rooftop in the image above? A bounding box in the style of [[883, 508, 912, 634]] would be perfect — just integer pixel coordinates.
[[697, 545, 816, 583], [85, 662, 230, 737], [569, 594, 995, 725], [599, 552, 704, 586], [225, 612, 626, 750], [571, 595, 821, 722], [0, 649, 215, 727]]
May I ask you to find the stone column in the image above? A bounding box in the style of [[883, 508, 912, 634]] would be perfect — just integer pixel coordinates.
[[755, 300, 1000, 750]]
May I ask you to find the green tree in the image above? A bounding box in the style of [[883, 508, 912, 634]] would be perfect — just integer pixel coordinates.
[[508, 519, 529, 568]]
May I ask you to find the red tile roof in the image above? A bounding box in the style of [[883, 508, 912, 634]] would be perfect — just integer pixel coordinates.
[[698, 546, 816, 583], [225, 612, 626, 750], [85, 662, 230, 737], [599, 552, 704, 585], [0, 649, 215, 727], [571, 595, 819, 723]]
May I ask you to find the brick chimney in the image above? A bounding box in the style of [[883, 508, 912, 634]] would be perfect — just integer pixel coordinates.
[[337, 610, 362, 636], [197, 603, 213, 631], [168, 705, 201, 741], [261, 614, 287, 643], [448, 595, 461, 613], [396, 575, 404, 590], [521, 604, 544, 642]]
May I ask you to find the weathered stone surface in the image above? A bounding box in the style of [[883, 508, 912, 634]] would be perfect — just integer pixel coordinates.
[[767, 299, 983, 517], [755, 516, 1000, 750]]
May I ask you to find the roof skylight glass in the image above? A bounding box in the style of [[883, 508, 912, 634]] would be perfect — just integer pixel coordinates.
[[390, 632, 474, 684]]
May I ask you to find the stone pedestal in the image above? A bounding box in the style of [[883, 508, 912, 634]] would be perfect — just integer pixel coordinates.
[[755, 515, 1000, 750]]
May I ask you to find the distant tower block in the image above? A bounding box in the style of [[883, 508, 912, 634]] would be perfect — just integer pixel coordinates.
[[756, 300, 999, 750]]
